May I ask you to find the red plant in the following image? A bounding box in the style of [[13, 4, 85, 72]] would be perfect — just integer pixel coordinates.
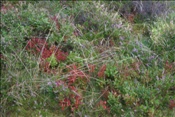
[[169, 100, 175, 110], [98, 64, 106, 78], [71, 95, 82, 111], [48, 45, 68, 62], [60, 97, 71, 110], [88, 64, 96, 73], [66, 64, 88, 85], [99, 100, 107, 109], [97, 100, 110, 113], [26, 38, 69, 73], [41, 48, 52, 59], [59, 94, 82, 111], [66, 64, 78, 70], [26, 38, 68, 61], [69, 86, 77, 92], [55, 49, 68, 61], [57, 79, 82, 111], [68, 68, 87, 85], [26, 38, 49, 55], [57, 65, 87, 112]]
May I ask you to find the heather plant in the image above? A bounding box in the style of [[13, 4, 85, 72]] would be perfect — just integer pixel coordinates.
[[1, 1, 175, 117]]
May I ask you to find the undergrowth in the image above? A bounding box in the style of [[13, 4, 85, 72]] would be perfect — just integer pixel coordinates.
[[1, 1, 175, 117]]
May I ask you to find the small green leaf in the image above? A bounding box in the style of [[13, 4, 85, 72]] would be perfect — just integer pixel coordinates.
[[46, 54, 58, 67]]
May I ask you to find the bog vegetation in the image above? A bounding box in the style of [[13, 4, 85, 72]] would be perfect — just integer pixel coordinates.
[[1, 1, 175, 117]]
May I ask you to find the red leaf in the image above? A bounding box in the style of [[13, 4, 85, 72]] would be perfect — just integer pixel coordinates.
[[60, 98, 71, 110], [26, 38, 49, 55], [41, 48, 52, 59], [66, 64, 88, 85], [55, 50, 68, 61]]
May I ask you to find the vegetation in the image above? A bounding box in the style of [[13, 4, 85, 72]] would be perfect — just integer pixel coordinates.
[[1, 1, 175, 117]]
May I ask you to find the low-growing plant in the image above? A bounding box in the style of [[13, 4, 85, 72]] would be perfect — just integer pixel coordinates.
[[1, 1, 175, 117]]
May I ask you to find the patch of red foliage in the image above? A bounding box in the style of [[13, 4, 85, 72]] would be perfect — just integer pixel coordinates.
[[56, 79, 82, 111], [56, 64, 89, 111], [55, 49, 68, 61], [55, 64, 88, 111], [71, 95, 82, 111], [41, 48, 52, 60], [60, 97, 71, 110], [96, 100, 110, 113], [169, 100, 175, 110], [66, 64, 88, 85], [49, 45, 68, 62], [26, 38, 68, 73], [68, 86, 77, 92], [98, 64, 106, 78], [59, 94, 82, 111], [26, 38, 68, 61], [26, 38, 49, 55]]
